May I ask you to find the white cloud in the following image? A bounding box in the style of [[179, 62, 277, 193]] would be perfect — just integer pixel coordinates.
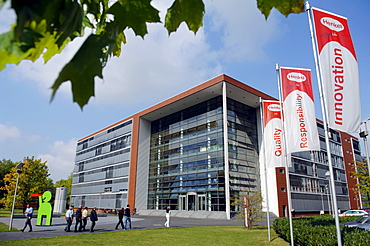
[[2, 0, 280, 108], [0, 2, 81, 100], [0, 123, 42, 163], [92, 24, 222, 108], [38, 139, 77, 182], [0, 2, 15, 34], [205, 0, 282, 62], [0, 124, 21, 141], [8, 36, 87, 99]]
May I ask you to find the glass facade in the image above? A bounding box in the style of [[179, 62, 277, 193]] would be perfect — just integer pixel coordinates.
[[227, 98, 260, 200], [69, 76, 362, 218], [71, 120, 132, 209], [289, 123, 350, 211], [147, 96, 259, 212]]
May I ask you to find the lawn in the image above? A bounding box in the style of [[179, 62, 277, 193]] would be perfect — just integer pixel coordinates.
[[0, 208, 63, 218], [0, 226, 289, 246], [0, 222, 18, 232], [0, 209, 25, 217]]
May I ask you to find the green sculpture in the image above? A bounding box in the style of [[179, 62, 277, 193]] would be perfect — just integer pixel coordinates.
[[36, 191, 52, 226]]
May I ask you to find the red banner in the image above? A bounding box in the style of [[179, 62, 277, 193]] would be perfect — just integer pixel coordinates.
[[30, 193, 42, 197], [311, 7, 361, 133], [280, 67, 320, 154], [260, 100, 284, 168]]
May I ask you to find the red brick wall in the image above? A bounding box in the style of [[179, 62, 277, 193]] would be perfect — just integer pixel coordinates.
[[340, 132, 361, 209], [275, 167, 288, 217]]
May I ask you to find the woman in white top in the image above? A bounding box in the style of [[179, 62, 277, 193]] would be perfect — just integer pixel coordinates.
[[164, 206, 171, 227]]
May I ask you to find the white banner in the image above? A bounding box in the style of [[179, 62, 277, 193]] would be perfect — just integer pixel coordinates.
[[260, 100, 285, 168], [311, 7, 361, 133], [280, 67, 320, 154]]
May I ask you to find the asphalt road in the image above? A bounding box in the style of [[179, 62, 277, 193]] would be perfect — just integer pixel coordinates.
[[0, 214, 246, 241]]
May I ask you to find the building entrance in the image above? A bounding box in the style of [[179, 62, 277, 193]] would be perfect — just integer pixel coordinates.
[[179, 192, 208, 211], [188, 193, 196, 210]]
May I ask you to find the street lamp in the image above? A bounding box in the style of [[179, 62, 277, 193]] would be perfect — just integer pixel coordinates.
[[325, 185, 331, 215], [9, 162, 25, 230], [359, 118, 370, 178], [325, 172, 332, 215], [320, 187, 324, 212]]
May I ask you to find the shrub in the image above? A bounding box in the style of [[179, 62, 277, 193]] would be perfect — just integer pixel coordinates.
[[273, 215, 370, 246]]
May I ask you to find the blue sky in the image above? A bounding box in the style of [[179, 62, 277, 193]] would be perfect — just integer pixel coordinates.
[[0, 0, 369, 182]]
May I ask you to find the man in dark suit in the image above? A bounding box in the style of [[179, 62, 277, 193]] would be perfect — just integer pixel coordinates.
[[124, 204, 132, 230], [90, 207, 98, 232], [74, 205, 83, 232], [115, 208, 125, 230]]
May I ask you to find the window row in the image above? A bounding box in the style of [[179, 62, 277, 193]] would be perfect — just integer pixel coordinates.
[[151, 96, 223, 133], [149, 162, 224, 177], [76, 135, 131, 157], [75, 148, 130, 170], [150, 139, 222, 161], [151, 121, 219, 147]]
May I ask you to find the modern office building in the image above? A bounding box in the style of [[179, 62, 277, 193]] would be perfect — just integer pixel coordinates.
[[71, 74, 362, 219]]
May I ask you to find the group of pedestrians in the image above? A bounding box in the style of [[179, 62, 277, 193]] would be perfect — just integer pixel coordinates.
[[64, 204, 133, 233], [20, 203, 171, 233], [64, 205, 98, 233], [115, 204, 132, 230]]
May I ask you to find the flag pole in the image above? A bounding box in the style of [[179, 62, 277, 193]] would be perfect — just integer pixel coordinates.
[[259, 97, 271, 242], [305, 2, 342, 245], [276, 63, 294, 246]]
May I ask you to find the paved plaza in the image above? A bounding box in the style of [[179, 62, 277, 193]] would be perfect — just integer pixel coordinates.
[[0, 214, 247, 241]]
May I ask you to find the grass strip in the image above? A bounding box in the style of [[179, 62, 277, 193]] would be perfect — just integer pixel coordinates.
[[1, 226, 288, 246]]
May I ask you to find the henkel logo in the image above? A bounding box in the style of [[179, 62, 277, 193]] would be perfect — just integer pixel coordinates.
[[321, 17, 344, 32], [268, 104, 281, 112], [287, 72, 306, 83]]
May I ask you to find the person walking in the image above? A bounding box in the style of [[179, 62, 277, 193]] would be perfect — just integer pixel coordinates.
[[124, 204, 132, 230], [164, 206, 171, 227], [21, 204, 33, 232], [90, 207, 98, 232], [64, 206, 74, 232], [291, 209, 296, 217], [115, 207, 125, 230], [82, 207, 88, 231], [74, 205, 83, 232]]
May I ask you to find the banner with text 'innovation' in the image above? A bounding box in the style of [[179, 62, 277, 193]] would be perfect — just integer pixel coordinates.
[[280, 67, 320, 154], [311, 7, 361, 133]]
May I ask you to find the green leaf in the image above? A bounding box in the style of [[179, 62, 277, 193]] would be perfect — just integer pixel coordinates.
[[51, 34, 112, 109], [257, 0, 305, 19], [108, 0, 161, 38], [83, 15, 94, 29], [112, 32, 126, 58], [29, 20, 69, 63], [81, 0, 110, 24], [165, 0, 205, 34], [1, 0, 310, 110], [0, 20, 70, 71], [0, 28, 40, 70], [56, 1, 84, 47]]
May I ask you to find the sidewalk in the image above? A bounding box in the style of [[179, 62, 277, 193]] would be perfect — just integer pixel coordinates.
[[0, 214, 245, 241]]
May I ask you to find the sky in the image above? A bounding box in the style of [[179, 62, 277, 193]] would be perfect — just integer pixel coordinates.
[[0, 0, 369, 182]]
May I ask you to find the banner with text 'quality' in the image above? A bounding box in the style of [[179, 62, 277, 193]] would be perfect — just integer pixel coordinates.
[[260, 100, 284, 168], [311, 7, 361, 133], [280, 67, 320, 154]]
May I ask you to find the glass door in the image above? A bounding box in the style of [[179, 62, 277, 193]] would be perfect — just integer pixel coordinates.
[[198, 195, 206, 211], [179, 195, 186, 210]]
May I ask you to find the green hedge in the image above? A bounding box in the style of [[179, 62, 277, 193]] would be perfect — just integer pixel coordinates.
[[273, 215, 370, 246]]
